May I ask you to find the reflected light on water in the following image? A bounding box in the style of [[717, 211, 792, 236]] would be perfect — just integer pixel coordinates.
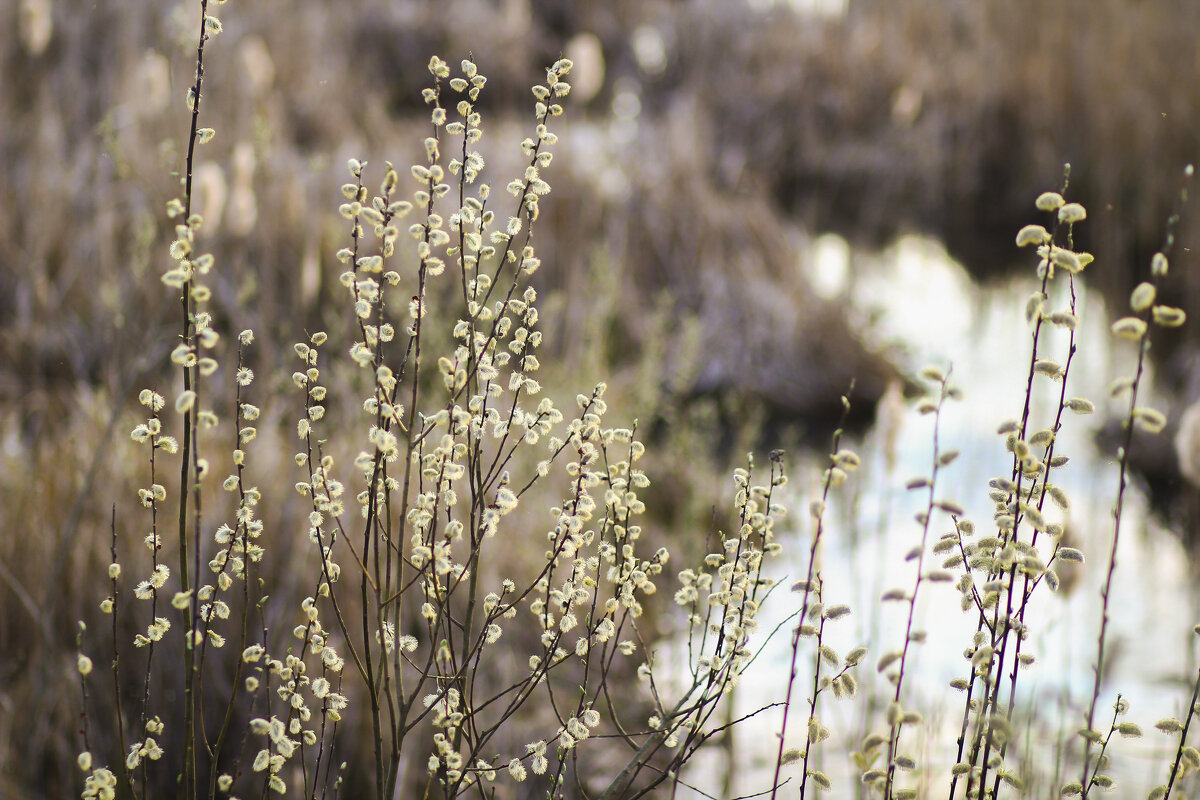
[[682, 234, 1197, 796]]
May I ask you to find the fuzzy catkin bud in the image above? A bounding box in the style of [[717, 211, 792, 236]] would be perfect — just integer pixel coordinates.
[[1151, 252, 1169, 276], [1152, 305, 1187, 327], [1033, 360, 1064, 381], [1130, 282, 1156, 312], [1015, 225, 1050, 247], [1052, 248, 1082, 273], [1133, 407, 1167, 434], [1058, 203, 1087, 224], [1035, 192, 1064, 211], [1111, 317, 1147, 340]]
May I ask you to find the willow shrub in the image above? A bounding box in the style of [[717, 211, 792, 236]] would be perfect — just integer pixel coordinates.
[[75, 2, 1200, 799]]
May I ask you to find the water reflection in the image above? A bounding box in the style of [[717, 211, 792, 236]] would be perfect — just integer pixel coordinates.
[[684, 235, 1197, 796]]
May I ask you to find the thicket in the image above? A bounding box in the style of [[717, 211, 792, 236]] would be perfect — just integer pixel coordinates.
[[62, 2, 1200, 799]]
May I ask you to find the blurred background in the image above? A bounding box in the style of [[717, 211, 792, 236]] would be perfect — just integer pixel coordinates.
[[4, 0, 1200, 796]]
